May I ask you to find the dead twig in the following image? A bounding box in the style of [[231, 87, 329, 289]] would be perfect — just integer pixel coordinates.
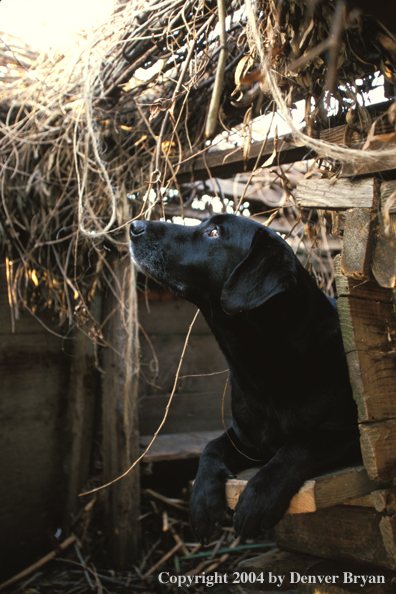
[[144, 541, 183, 577], [0, 535, 77, 592]]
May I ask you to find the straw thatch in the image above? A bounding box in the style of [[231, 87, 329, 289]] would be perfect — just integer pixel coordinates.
[[0, 0, 395, 329]]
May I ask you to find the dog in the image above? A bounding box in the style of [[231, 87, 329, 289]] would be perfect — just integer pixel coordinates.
[[130, 214, 361, 543]]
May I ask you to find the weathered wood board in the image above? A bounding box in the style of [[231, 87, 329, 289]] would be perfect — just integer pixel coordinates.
[[140, 430, 223, 463], [296, 178, 377, 210], [359, 420, 396, 482], [274, 506, 396, 570], [176, 103, 394, 183], [344, 486, 396, 513], [138, 293, 231, 436], [341, 208, 377, 278], [334, 256, 396, 481], [371, 211, 396, 289], [297, 177, 396, 288], [0, 269, 79, 574], [238, 548, 396, 592], [345, 350, 396, 422], [225, 465, 383, 514]]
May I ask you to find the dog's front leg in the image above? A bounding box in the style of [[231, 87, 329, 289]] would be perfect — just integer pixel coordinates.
[[190, 430, 259, 544], [233, 439, 314, 539]]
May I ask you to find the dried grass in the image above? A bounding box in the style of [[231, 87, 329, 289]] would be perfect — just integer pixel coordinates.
[[0, 0, 395, 328]]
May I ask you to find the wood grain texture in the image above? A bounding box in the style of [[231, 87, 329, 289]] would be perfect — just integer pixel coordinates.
[[345, 351, 396, 422], [359, 420, 396, 482], [225, 466, 381, 514], [296, 178, 376, 210], [138, 294, 231, 436], [274, 506, 396, 570], [101, 257, 140, 568], [371, 212, 396, 289], [140, 430, 223, 462], [334, 257, 396, 481], [336, 295, 395, 354], [341, 208, 376, 279]]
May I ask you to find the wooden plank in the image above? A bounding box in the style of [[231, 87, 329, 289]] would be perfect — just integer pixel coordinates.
[[176, 134, 307, 183], [341, 208, 376, 279], [345, 350, 396, 422], [176, 102, 394, 183], [343, 487, 396, 513], [334, 271, 393, 303], [139, 333, 229, 398], [138, 391, 231, 435], [336, 295, 396, 355], [334, 256, 396, 422], [380, 515, 396, 561], [334, 259, 396, 479], [296, 178, 376, 210], [238, 548, 396, 593], [225, 466, 382, 514], [274, 506, 396, 570], [140, 430, 223, 463], [63, 324, 98, 521], [342, 153, 396, 177], [371, 212, 396, 288], [138, 296, 207, 335], [360, 420, 396, 482], [334, 255, 396, 357]]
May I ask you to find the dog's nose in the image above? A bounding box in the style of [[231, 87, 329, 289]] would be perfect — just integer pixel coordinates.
[[130, 220, 146, 237]]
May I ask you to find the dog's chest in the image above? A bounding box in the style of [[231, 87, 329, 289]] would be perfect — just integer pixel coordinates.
[[231, 386, 285, 451]]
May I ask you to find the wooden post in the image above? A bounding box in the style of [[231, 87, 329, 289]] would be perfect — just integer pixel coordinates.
[[101, 255, 141, 568], [63, 318, 100, 522]]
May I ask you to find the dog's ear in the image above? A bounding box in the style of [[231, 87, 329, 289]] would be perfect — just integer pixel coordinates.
[[220, 227, 297, 315]]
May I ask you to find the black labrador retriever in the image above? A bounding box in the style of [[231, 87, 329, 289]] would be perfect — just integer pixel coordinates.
[[129, 214, 361, 543]]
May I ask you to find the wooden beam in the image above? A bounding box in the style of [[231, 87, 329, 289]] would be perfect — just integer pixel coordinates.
[[274, 506, 396, 571], [342, 153, 396, 177], [296, 177, 377, 210], [175, 103, 395, 184], [344, 487, 396, 513], [176, 134, 307, 183], [225, 465, 382, 514]]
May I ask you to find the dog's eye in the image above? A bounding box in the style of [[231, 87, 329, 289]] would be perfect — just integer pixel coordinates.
[[208, 227, 219, 238]]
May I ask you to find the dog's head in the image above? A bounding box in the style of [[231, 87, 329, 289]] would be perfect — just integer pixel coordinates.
[[130, 214, 297, 314]]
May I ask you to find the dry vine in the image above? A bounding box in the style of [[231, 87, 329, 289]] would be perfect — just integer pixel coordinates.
[[0, 0, 395, 331]]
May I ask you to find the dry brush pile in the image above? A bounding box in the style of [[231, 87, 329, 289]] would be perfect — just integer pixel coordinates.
[[0, 0, 395, 331]]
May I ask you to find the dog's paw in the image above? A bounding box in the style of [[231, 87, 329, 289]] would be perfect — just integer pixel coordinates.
[[233, 473, 288, 539], [190, 476, 228, 545]]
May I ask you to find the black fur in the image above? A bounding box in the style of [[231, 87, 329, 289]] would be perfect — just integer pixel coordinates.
[[130, 214, 361, 543]]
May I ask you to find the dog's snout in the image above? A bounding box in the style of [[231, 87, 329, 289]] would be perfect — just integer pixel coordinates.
[[130, 220, 146, 237]]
